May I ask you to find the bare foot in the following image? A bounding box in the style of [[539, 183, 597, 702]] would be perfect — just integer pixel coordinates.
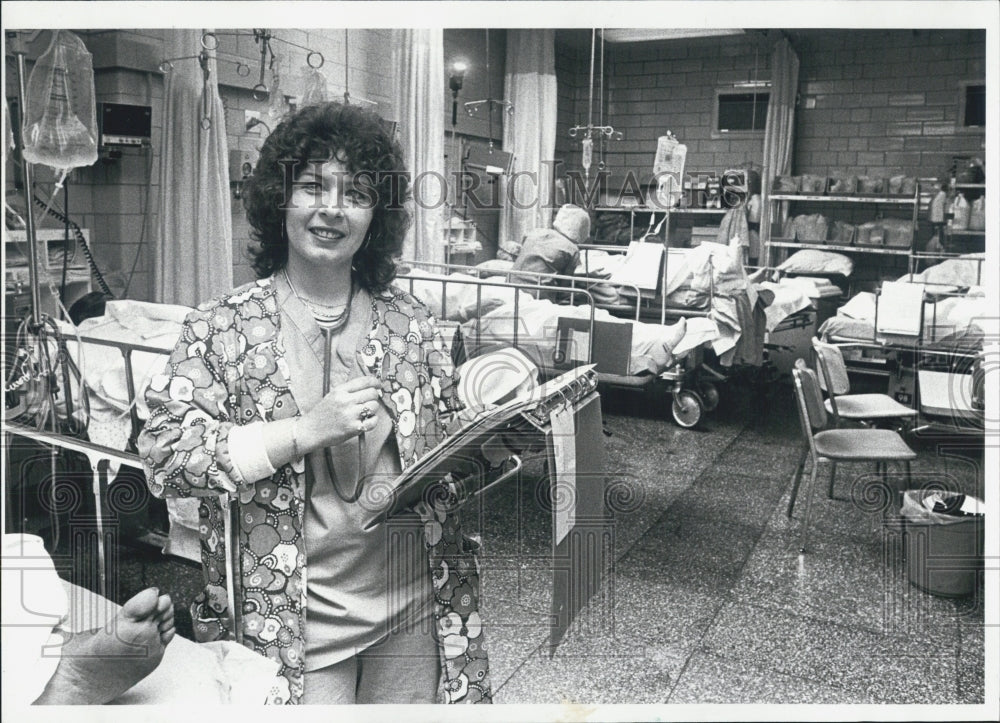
[[34, 588, 175, 705]]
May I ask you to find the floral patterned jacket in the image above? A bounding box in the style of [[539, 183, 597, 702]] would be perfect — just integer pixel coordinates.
[[137, 277, 490, 704]]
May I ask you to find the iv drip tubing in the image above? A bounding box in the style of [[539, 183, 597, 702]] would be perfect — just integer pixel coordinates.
[[486, 30, 493, 145], [598, 29, 605, 167], [587, 29, 596, 133], [14, 48, 43, 325], [344, 30, 350, 103]]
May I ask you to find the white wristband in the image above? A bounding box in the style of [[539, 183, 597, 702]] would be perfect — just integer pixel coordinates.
[[229, 421, 278, 483]]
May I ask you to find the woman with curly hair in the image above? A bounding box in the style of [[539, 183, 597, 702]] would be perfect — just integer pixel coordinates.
[[138, 101, 490, 705]]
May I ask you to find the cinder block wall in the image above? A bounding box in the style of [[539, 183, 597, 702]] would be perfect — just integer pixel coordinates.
[[556, 33, 772, 190], [553, 28, 985, 271], [793, 29, 985, 179], [793, 29, 985, 282], [555, 29, 985, 193], [554, 37, 589, 189]]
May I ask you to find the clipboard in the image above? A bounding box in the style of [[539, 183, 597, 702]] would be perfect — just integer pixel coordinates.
[[364, 365, 599, 529]]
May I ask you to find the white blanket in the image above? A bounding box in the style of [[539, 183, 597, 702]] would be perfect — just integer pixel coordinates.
[[467, 296, 706, 375], [403, 271, 533, 322], [60, 300, 189, 424], [54, 301, 199, 562], [822, 284, 990, 343]]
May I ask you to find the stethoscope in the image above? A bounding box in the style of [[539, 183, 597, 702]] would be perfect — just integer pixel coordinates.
[[320, 326, 369, 503]]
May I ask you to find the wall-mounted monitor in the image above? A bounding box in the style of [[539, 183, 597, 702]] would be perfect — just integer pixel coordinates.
[[98, 102, 152, 147]]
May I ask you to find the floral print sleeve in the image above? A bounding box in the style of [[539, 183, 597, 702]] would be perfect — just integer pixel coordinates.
[[138, 306, 248, 498]]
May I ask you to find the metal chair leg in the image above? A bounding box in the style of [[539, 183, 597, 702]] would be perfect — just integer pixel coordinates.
[[876, 461, 892, 517], [798, 459, 821, 554], [827, 462, 837, 499], [787, 447, 809, 518]]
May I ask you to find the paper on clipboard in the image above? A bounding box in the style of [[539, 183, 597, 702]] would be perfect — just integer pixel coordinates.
[[549, 403, 577, 546], [876, 281, 924, 337], [607, 241, 663, 293], [365, 365, 598, 528]]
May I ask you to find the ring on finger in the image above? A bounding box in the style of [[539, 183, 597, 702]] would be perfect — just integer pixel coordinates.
[[359, 405, 375, 422]]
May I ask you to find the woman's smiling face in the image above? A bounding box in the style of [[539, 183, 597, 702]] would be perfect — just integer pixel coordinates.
[[284, 156, 374, 273]]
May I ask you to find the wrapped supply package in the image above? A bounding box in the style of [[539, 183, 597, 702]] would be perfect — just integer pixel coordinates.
[[773, 175, 800, 193], [829, 220, 856, 245], [784, 214, 829, 242], [800, 174, 826, 194], [857, 176, 885, 194], [856, 220, 884, 245], [880, 218, 915, 248], [21, 30, 98, 171], [888, 174, 917, 196], [827, 175, 857, 195]]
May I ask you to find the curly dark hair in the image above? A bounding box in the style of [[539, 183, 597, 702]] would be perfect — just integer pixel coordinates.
[[243, 101, 411, 292]]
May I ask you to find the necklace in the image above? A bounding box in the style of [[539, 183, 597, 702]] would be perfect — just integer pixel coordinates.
[[284, 270, 354, 331]]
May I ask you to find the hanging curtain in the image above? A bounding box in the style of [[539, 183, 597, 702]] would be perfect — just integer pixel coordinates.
[[760, 37, 799, 266], [392, 29, 445, 264], [155, 29, 232, 306], [499, 30, 558, 253]]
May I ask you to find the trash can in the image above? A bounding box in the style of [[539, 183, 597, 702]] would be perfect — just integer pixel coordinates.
[[901, 490, 984, 598]]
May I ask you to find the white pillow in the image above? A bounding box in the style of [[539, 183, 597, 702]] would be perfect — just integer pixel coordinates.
[[901, 255, 984, 288], [836, 291, 876, 320], [777, 249, 854, 278]]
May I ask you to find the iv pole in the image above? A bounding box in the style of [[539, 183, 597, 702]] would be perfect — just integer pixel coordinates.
[[568, 30, 623, 194], [12, 42, 43, 327]]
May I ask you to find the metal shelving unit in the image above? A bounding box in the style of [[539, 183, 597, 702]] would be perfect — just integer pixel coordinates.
[[593, 205, 727, 246], [761, 187, 921, 274]]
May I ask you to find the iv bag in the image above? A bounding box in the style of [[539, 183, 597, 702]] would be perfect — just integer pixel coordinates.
[[268, 57, 286, 120], [301, 66, 328, 107], [21, 30, 98, 171], [653, 134, 687, 208]]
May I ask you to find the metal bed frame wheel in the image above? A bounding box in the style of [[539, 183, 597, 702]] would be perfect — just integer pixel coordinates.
[[671, 388, 704, 428], [698, 381, 720, 412]]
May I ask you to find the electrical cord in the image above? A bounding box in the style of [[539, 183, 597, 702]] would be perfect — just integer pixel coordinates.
[[123, 145, 154, 298], [32, 193, 115, 297]]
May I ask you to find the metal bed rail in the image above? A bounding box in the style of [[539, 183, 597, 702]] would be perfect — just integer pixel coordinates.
[[4, 328, 243, 638], [578, 241, 718, 325], [403, 258, 644, 320], [820, 282, 987, 435], [398, 260, 725, 427], [398, 261, 601, 373]]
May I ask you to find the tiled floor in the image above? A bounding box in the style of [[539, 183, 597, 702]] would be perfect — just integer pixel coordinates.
[[475, 382, 987, 706], [28, 379, 987, 708]]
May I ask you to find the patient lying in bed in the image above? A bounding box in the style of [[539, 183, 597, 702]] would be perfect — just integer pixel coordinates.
[[404, 270, 691, 375]]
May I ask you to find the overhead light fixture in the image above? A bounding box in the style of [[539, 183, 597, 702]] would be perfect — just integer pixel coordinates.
[[733, 80, 771, 89], [601, 28, 745, 43]]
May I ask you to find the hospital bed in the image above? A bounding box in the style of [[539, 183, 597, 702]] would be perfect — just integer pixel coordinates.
[[4, 295, 614, 656], [4, 300, 231, 595], [399, 260, 731, 427], [815, 255, 988, 435]]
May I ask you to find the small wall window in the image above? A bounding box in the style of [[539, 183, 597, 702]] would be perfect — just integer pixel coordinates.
[[713, 88, 769, 137], [959, 82, 985, 128]]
